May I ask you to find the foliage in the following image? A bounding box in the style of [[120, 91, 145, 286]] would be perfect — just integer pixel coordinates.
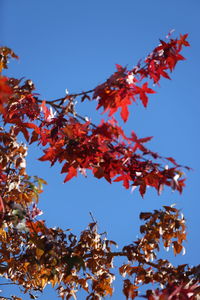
[[0, 33, 199, 299]]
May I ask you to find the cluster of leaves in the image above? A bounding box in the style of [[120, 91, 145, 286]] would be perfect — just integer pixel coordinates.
[[0, 36, 189, 198], [0, 33, 199, 299], [0, 207, 199, 299], [88, 33, 189, 122], [0, 127, 44, 212]]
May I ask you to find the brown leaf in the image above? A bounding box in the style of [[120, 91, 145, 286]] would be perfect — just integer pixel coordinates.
[[173, 241, 183, 255], [123, 279, 138, 299], [140, 212, 152, 220]]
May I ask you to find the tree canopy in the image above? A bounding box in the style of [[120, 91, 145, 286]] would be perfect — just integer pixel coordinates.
[[0, 32, 199, 299]]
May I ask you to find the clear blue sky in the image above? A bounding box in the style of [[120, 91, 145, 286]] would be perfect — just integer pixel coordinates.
[[1, 0, 200, 299]]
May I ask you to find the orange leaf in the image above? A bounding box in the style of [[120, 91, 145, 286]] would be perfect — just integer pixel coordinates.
[[173, 241, 183, 255]]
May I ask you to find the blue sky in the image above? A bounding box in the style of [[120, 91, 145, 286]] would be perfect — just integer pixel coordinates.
[[1, 0, 200, 299]]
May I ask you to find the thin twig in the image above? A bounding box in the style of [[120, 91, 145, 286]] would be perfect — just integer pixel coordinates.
[[37, 89, 94, 105], [89, 211, 97, 223]]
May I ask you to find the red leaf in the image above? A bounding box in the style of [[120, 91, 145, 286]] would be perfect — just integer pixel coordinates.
[[137, 136, 153, 143], [142, 82, 155, 94], [93, 167, 104, 179], [166, 157, 178, 166], [23, 122, 40, 134], [139, 182, 146, 197], [138, 83, 155, 107], [114, 175, 124, 182], [160, 69, 171, 79], [64, 166, 77, 182], [30, 130, 39, 144], [120, 105, 129, 122], [140, 91, 148, 107], [115, 64, 124, 71], [41, 100, 51, 121], [15, 126, 29, 142], [0, 77, 13, 112], [38, 148, 54, 162], [130, 131, 137, 141], [114, 175, 130, 189], [178, 33, 190, 48]]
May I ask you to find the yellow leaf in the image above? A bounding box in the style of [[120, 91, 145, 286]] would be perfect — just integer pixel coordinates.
[[0, 228, 7, 239], [36, 248, 44, 259], [0, 61, 4, 72], [41, 277, 48, 289], [50, 274, 58, 288]]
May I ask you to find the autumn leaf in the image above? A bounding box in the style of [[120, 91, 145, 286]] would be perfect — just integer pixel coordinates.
[[178, 33, 190, 49], [120, 104, 129, 122], [0, 196, 5, 214], [139, 212, 152, 220], [173, 241, 183, 255], [93, 167, 104, 179], [64, 166, 77, 182], [36, 248, 44, 259], [26, 220, 46, 234], [123, 279, 138, 300]]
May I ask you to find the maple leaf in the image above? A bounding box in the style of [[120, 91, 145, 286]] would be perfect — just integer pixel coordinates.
[[40, 100, 51, 121], [178, 33, 190, 49], [139, 182, 146, 198], [114, 174, 130, 189], [64, 166, 77, 182], [120, 104, 129, 122], [139, 83, 156, 107], [26, 220, 46, 234]]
